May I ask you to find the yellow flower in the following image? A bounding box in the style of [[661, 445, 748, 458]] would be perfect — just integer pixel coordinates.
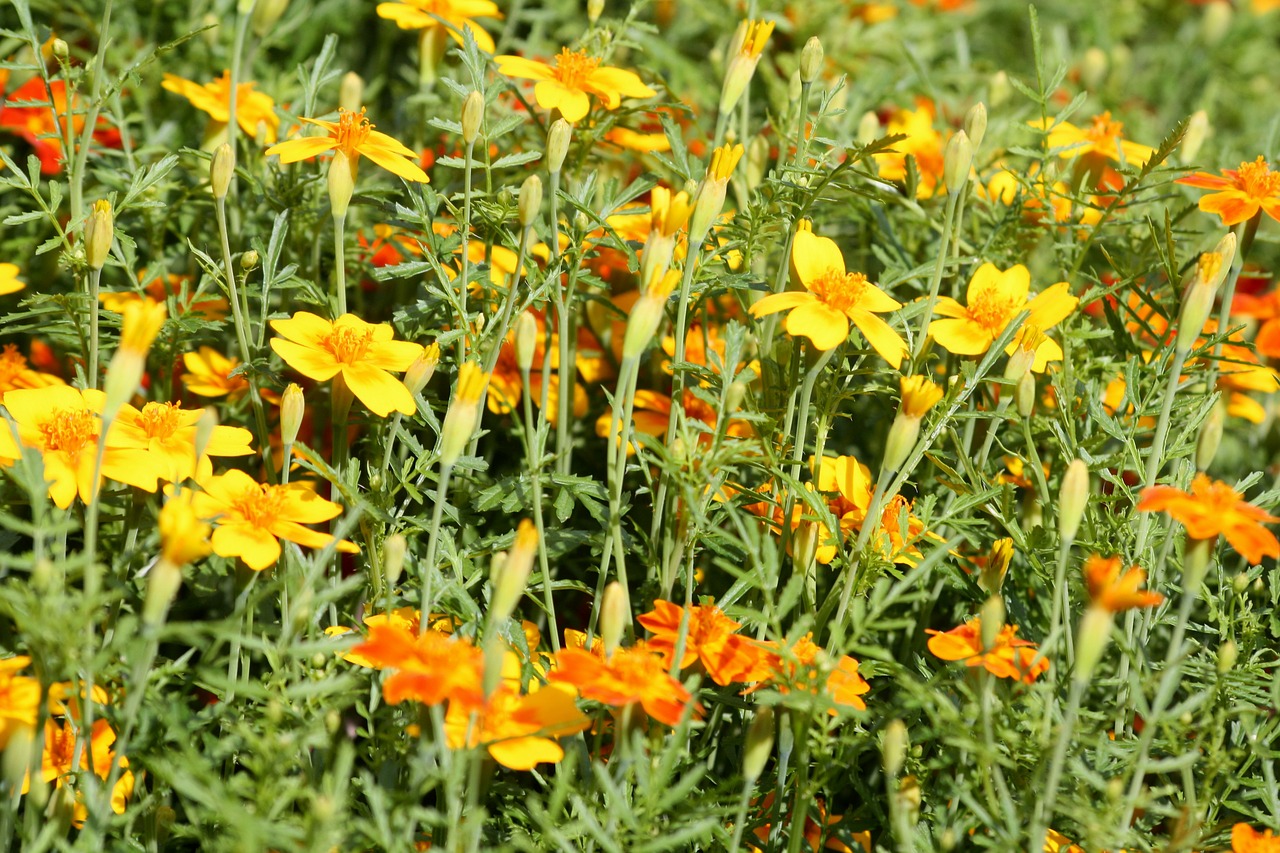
[[161, 71, 280, 143], [443, 682, 590, 770], [0, 263, 24, 295], [376, 0, 501, 53], [1035, 111, 1154, 166], [0, 657, 40, 750], [495, 48, 656, 123], [875, 102, 947, 199], [113, 400, 254, 483], [0, 344, 63, 397], [265, 107, 428, 183], [928, 263, 1077, 371], [270, 312, 425, 417], [899, 375, 944, 418], [181, 347, 249, 398], [749, 227, 907, 363], [191, 469, 359, 570], [37, 717, 134, 826], [159, 491, 212, 567]]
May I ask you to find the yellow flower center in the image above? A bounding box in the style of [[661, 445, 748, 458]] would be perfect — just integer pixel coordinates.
[[552, 48, 601, 90], [809, 269, 868, 314], [135, 401, 183, 441], [1236, 156, 1280, 199], [0, 345, 27, 389], [1085, 111, 1124, 149], [323, 325, 375, 364], [967, 286, 1021, 334], [231, 483, 287, 529], [39, 407, 98, 454], [333, 108, 373, 157]]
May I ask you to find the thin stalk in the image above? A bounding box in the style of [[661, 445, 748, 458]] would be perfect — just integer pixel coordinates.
[[1203, 216, 1257, 391], [420, 465, 455, 629], [596, 355, 641, 630], [521, 363, 559, 652], [334, 212, 349, 316], [87, 267, 102, 389], [458, 139, 476, 365], [1030, 677, 1085, 852], [911, 190, 961, 363]]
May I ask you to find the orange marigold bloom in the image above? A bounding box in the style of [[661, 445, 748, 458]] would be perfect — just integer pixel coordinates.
[[926, 619, 1049, 684], [751, 792, 872, 853], [350, 622, 485, 710], [753, 634, 871, 713], [637, 600, 768, 686], [35, 717, 134, 826], [1137, 473, 1280, 565], [0, 78, 121, 174], [0, 343, 63, 396], [549, 642, 696, 726], [1233, 823, 1280, 853], [1177, 157, 1280, 226], [495, 48, 656, 123], [1083, 555, 1164, 612], [443, 683, 590, 770]]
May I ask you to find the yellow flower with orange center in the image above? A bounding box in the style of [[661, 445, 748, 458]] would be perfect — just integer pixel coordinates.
[[750, 227, 907, 363], [0, 657, 40, 751], [35, 717, 134, 826], [1035, 110, 1154, 166], [928, 263, 1078, 371], [190, 469, 359, 570], [1137, 473, 1280, 565], [376, 0, 502, 52], [0, 343, 62, 397], [161, 71, 278, 145], [113, 400, 253, 483], [0, 263, 24, 295], [181, 347, 250, 399], [270, 312, 425, 417], [495, 47, 656, 123], [443, 682, 590, 770], [265, 107, 428, 183], [1177, 156, 1280, 226]]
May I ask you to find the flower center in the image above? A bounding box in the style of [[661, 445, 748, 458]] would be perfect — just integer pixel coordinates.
[[39, 407, 97, 454], [809, 269, 867, 314], [46, 722, 76, 774], [323, 326, 375, 364], [136, 401, 183, 441], [967, 285, 1021, 333], [553, 48, 601, 90], [1085, 111, 1124, 148], [1236, 156, 1280, 199], [333, 108, 373, 156], [0, 344, 27, 389], [231, 483, 288, 529]]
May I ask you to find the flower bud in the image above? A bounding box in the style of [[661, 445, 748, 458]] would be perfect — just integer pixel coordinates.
[[978, 538, 1013, 593], [328, 151, 356, 220], [689, 143, 744, 248], [719, 20, 775, 116], [50, 38, 69, 64], [979, 596, 1004, 651], [104, 298, 168, 415], [1183, 536, 1215, 590], [882, 377, 941, 473], [438, 362, 489, 468], [882, 719, 908, 778], [339, 72, 364, 114], [241, 249, 260, 271], [942, 130, 973, 194], [461, 91, 484, 145], [1080, 47, 1109, 90], [515, 311, 539, 372], [743, 706, 775, 783], [799, 37, 824, 85], [281, 383, 305, 446], [383, 533, 407, 589], [1058, 459, 1089, 543], [518, 174, 543, 228], [988, 70, 1011, 107], [491, 520, 537, 624], [144, 558, 185, 627], [964, 103, 987, 152], [622, 270, 679, 359], [1181, 110, 1210, 164], [857, 111, 881, 146], [599, 581, 628, 658], [1201, 0, 1232, 46], [1217, 638, 1238, 674], [746, 133, 769, 192], [1196, 399, 1226, 471], [1073, 605, 1114, 684], [547, 119, 572, 173], [251, 0, 290, 35], [587, 0, 605, 24], [84, 199, 114, 270], [404, 343, 440, 395], [3, 727, 35, 796], [211, 143, 234, 200], [1176, 233, 1237, 352], [1015, 370, 1036, 418], [787, 71, 803, 105]]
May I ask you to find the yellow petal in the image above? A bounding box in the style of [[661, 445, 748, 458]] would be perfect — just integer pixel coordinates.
[[790, 230, 845, 287], [785, 301, 850, 351]]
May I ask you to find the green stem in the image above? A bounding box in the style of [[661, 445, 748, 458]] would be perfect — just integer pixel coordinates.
[[420, 465, 455, 630], [87, 267, 102, 389], [334, 212, 348, 316], [521, 363, 560, 652], [1030, 677, 1085, 851], [911, 190, 961, 363], [458, 139, 475, 365]]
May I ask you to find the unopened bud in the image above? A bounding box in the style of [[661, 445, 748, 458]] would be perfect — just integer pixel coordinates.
[[1183, 536, 1215, 590], [799, 37, 824, 84], [882, 719, 907, 778], [964, 103, 987, 152], [746, 134, 769, 191], [943, 130, 973, 193], [587, 0, 604, 24], [51, 39, 69, 63], [518, 174, 543, 227], [461, 91, 484, 145], [339, 72, 364, 114], [1058, 459, 1089, 543], [1073, 605, 1114, 684], [327, 151, 356, 220], [84, 199, 114, 270], [240, 249, 260, 271], [515, 312, 538, 372], [144, 558, 184, 626], [491, 520, 537, 623], [3, 727, 35, 794], [383, 534, 407, 589], [857, 111, 881, 146], [988, 70, 1011, 107], [1201, 0, 1233, 46], [1216, 638, 1238, 675], [195, 406, 218, 460], [404, 343, 440, 395], [743, 707, 775, 783], [211, 143, 235, 200], [1080, 47, 1109, 90], [547, 119, 572, 173], [978, 538, 1013, 594], [979, 596, 1004, 651], [281, 383, 304, 446], [438, 362, 488, 468], [251, 0, 290, 36], [787, 71, 802, 104], [599, 581, 628, 657], [1182, 110, 1210, 164], [882, 413, 920, 475], [1177, 233, 1237, 352], [1196, 399, 1226, 471], [1015, 370, 1036, 417]]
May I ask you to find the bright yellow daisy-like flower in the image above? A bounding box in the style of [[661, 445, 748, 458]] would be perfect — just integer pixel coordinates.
[[181, 347, 250, 399], [161, 71, 280, 144], [270, 312, 425, 417], [749, 227, 908, 364], [376, 0, 502, 53], [112, 400, 254, 484], [928, 263, 1078, 371], [1034, 111, 1154, 166], [265, 107, 429, 183], [495, 48, 656, 123], [191, 469, 359, 570], [0, 262, 24, 295]]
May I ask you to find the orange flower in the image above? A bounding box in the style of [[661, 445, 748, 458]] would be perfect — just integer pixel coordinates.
[[549, 642, 696, 726], [636, 600, 768, 686], [350, 622, 485, 710], [495, 48, 656, 123], [443, 683, 590, 770], [926, 619, 1049, 684], [1233, 823, 1280, 853], [0, 343, 63, 396], [0, 78, 121, 174], [1137, 473, 1280, 565], [1177, 157, 1280, 226], [751, 792, 872, 853], [36, 716, 134, 825], [752, 634, 870, 713], [1083, 555, 1164, 612]]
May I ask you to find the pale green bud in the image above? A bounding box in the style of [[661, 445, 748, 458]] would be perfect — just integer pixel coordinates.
[[599, 581, 628, 657], [963, 103, 987, 152], [461, 91, 484, 145], [1073, 605, 1114, 684], [518, 174, 543, 227], [882, 719, 908, 778], [799, 37, 824, 84], [943, 130, 973, 194], [743, 707, 775, 783], [547, 119, 572, 173], [383, 534, 407, 589], [1196, 399, 1226, 471], [1058, 459, 1089, 543]]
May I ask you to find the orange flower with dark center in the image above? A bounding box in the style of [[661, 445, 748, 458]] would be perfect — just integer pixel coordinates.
[[549, 642, 697, 726], [1083, 555, 1164, 612], [1178, 157, 1280, 226], [1137, 473, 1280, 564], [637, 600, 767, 686]]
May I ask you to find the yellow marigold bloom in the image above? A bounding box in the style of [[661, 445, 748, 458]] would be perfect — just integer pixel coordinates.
[[0, 262, 24, 295], [0, 344, 63, 396], [265, 107, 428, 183], [113, 400, 253, 483], [181, 347, 249, 398], [270, 312, 424, 417], [720, 19, 775, 114], [1177, 156, 1280, 226], [0, 386, 160, 508], [749, 227, 907, 363], [875, 102, 948, 198], [117, 297, 167, 356], [0, 657, 40, 750], [443, 682, 590, 771], [376, 0, 501, 53], [36, 717, 134, 826], [495, 48, 656, 123], [1043, 829, 1085, 853], [649, 185, 692, 238], [159, 491, 212, 567], [161, 71, 280, 143], [928, 263, 1078, 371], [899, 375, 943, 418], [1034, 111, 1154, 166], [191, 469, 359, 570]]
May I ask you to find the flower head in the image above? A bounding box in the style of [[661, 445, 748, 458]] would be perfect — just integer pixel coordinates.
[[443, 682, 589, 770], [637, 600, 768, 686], [1037, 111, 1154, 166], [0, 344, 63, 397], [181, 347, 249, 399], [1177, 156, 1280, 226], [926, 619, 1049, 684], [1083, 555, 1164, 612], [750, 227, 907, 363], [265, 107, 428, 183], [1137, 473, 1280, 564], [350, 622, 485, 708], [495, 48, 656, 123], [113, 400, 253, 483], [161, 71, 279, 143], [0, 657, 40, 750], [549, 642, 697, 726], [0, 263, 23, 296], [1233, 823, 1280, 853], [376, 0, 502, 53]]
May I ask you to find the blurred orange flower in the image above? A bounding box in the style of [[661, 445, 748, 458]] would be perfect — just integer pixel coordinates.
[[1137, 473, 1280, 564]]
